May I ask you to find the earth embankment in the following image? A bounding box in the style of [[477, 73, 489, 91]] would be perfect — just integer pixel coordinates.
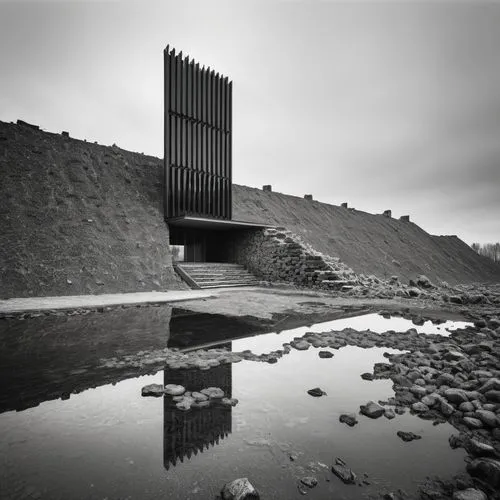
[[0, 120, 185, 298], [232, 185, 500, 285], [1, 119, 499, 298]]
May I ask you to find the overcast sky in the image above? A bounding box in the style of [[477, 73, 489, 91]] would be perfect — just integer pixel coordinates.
[[1, 0, 499, 244]]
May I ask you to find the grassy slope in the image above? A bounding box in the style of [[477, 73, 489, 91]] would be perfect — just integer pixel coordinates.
[[0, 121, 186, 298], [232, 185, 500, 285]]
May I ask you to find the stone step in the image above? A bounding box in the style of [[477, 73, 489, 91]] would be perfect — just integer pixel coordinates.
[[178, 263, 243, 268], [176, 262, 260, 289], [187, 274, 255, 280], [194, 277, 257, 282], [198, 281, 260, 289]]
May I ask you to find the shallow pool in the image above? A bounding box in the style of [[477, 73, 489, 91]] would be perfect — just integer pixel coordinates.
[[0, 312, 470, 500]]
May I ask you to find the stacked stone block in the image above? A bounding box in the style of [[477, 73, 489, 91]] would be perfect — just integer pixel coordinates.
[[233, 227, 361, 290]]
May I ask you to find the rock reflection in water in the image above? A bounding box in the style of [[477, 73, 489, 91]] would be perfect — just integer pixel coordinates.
[[163, 345, 233, 470]]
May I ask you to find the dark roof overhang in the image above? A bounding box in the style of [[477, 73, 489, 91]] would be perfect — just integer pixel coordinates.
[[166, 216, 273, 231]]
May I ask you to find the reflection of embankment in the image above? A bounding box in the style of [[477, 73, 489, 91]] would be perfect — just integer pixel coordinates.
[[0, 304, 369, 414], [0, 306, 172, 413], [163, 357, 232, 470]]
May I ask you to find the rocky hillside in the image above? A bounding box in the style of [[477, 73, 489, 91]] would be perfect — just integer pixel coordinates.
[[232, 185, 500, 286], [0, 120, 186, 298]]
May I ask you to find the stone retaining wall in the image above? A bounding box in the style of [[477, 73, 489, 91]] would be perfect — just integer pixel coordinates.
[[232, 227, 361, 291]]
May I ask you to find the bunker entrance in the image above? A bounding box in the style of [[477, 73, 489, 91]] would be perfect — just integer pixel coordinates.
[[167, 216, 271, 265], [169, 227, 231, 263]]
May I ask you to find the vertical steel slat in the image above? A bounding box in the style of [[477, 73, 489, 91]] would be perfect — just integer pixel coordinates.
[[163, 45, 170, 218], [172, 51, 177, 170], [207, 70, 212, 177], [194, 62, 200, 121], [202, 66, 206, 124], [214, 73, 218, 178], [172, 167, 176, 217], [215, 72, 219, 130], [208, 69, 213, 127], [221, 77, 227, 182], [193, 62, 198, 183], [184, 56, 189, 116], [169, 48, 176, 217], [178, 52, 183, 168], [190, 61, 195, 176], [184, 56, 190, 172], [187, 168, 190, 215], [186, 57, 191, 172], [228, 81, 232, 219]]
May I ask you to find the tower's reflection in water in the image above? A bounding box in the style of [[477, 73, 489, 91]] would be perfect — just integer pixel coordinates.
[[163, 342, 233, 470]]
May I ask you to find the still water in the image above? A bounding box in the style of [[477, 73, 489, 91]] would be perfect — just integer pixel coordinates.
[[0, 312, 470, 500]]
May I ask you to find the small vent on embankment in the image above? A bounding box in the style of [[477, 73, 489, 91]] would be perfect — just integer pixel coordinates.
[[175, 263, 260, 289]]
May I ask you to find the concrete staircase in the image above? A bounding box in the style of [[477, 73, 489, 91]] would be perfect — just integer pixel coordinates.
[[175, 262, 261, 289]]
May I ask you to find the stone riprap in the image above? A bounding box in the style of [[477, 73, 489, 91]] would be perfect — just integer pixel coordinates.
[[233, 227, 358, 289], [232, 227, 500, 305]]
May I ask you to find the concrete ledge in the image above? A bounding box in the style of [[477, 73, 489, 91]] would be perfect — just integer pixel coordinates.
[[0, 290, 218, 314]]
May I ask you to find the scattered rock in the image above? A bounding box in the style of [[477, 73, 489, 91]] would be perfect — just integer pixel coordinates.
[[318, 351, 334, 358], [384, 408, 396, 420], [360, 401, 385, 419], [191, 391, 209, 402], [396, 431, 422, 442], [221, 478, 260, 500], [141, 384, 164, 397], [220, 397, 239, 407], [300, 476, 318, 488], [201, 387, 225, 399], [463, 417, 483, 429], [411, 402, 429, 413], [444, 389, 469, 405], [307, 387, 326, 397], [291, 340, 310, 351], [331, 464, 356, 484], [466, 438, 496, 457], [339, 413, 358, 427], [475, 409, 498, 428], [164, 384, 185, 396], [175, 399, 193, 411]]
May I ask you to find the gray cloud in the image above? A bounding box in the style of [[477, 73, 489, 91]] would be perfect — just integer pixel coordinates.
[[1, 0, 499, 243]]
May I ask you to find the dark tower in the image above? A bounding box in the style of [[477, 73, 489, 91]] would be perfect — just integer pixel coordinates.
[[164, 46, 232, 221]]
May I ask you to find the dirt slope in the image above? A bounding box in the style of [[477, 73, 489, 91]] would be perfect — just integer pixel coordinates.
[[0, 120, 185, 298], [232, 185, 500, 285]]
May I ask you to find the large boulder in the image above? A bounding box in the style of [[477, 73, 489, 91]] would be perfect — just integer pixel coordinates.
[[475, 409, 499, 428], [444, 389, 469, 405], [221, 478, 260, 500], [478, 378, 500, 393], [360, 401, 385, 419]]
